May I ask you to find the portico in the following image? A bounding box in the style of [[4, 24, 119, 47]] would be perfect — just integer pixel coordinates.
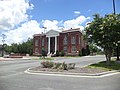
[[46, 30, 59, 54]]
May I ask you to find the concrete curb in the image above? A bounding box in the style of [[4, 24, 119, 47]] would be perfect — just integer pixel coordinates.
[[24, 68, 120, 78], [0, 57, 31, 61]]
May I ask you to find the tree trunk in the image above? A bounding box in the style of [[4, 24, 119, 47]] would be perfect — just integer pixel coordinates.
[[116, 45, 120, 61], [104, 48, 112, 65]]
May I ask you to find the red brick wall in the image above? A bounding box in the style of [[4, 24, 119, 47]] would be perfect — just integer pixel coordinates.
[[33, 30, 86, 56], [59, 31, 84, 55]]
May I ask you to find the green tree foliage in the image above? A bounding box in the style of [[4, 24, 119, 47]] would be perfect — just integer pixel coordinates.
[[41, 48, 47, 58], [89, 44, 102, 55], [5, 38, 33, 55], [81, 48, 86, 56], [85, 45, 90, 55], [85, 14, 120, 64]]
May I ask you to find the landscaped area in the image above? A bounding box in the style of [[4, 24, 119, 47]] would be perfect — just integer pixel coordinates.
[[87, 61, 120, 71], [29, 58, 120, 74]]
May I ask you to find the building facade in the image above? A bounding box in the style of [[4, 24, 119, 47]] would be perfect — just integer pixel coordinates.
[[33, 28, 87, 56]]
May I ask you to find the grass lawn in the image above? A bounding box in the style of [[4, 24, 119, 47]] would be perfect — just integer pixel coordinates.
[[87, 61, 120, 71], [32, 57, 54, 60]]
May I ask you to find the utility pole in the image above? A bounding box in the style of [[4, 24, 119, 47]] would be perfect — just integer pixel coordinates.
[[113, 0, 116, 14]]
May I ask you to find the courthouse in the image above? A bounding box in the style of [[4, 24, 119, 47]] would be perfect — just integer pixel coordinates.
[[33, 28, 86, 56]]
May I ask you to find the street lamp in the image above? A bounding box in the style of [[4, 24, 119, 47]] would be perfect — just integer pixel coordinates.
[[42, 27, 47, 34]]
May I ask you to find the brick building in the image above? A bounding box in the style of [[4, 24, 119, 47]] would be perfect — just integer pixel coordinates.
[[33, 28, 87, 56]]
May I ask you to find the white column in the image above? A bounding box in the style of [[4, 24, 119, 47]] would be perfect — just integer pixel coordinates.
[[54, 36, 57, 54], [48, 37, 50, 54]]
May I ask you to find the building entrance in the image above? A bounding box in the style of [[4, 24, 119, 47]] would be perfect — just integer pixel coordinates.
[[50, 37, 55, 54]]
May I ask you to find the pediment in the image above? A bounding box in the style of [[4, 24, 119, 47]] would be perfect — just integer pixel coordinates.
[[46, 30, 60, 37]]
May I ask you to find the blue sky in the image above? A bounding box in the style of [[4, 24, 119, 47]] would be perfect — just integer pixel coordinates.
[[30, 0, 120, 22], [0, 0, 120, 45]]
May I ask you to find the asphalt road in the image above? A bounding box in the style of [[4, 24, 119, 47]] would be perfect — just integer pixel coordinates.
[[54, 55, 106, 67], [0, 55, 120, 90]]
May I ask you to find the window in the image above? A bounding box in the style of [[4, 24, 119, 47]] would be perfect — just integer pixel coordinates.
[[63, 46, 67, 52], [71, 46, 76, 52], [35, 48, 38, 53], [71, 36, 76, 44], [42, 38, 44, 46], [35, 39, 38, 46], [63, 35, 67, 45], [79, 36, 81, 44]]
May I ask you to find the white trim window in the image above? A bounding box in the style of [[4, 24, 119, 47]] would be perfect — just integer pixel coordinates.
[[35, 39, 38, 46], [71, 36, 76, 45], [42, 38, 44, 46], [35, 48, 38, 53], [63, 35, 67, 45], [71, 46, 76, 52], [63, 46, 67, 52]]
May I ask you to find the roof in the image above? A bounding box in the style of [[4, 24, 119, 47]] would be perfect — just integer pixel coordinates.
[[46, 30, 60, 37], [33, 28, 82, 37], [33, 33, 45, 37], [61, 28, 81, 33]]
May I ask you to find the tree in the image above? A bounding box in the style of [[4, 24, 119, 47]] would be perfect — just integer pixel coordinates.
[[85, 45, 90, 55], [85, 14, 120, 64], [41, 48, 47, 59], [5, 38, 33, 55], [89, 44, 102, 55]]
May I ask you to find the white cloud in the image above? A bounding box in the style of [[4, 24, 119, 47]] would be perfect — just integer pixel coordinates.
[[74, 11, 81, 17], [1, 15, 90, 45], [4, 20, 42, 45], [74, 11, 80, 14], [42, 20, 59, 31], [0, 0, 91, 45], [0, 0, 33, 30], [64, 15, 90, 30]]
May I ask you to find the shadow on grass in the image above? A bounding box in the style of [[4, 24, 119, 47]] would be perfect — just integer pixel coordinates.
[[89, 61, 120, 70]]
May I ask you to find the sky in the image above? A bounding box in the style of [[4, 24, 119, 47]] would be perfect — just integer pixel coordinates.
[[0, 0, 120, 45]]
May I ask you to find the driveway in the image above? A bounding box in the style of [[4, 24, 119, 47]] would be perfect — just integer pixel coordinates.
[[0, 55, 120, 90], [53, 55, 106, 67]]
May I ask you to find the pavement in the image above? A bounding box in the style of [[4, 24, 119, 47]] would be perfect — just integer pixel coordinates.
[[1, 55, 120, 77], [0, 55, 120, 90], [26, 55, 120, 77], [25, 66, 120, 78]]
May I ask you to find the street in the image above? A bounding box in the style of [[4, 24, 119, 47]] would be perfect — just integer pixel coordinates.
[[0, 55, 120, 90]]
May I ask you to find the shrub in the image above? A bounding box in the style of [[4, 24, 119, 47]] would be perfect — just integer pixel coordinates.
[[81, 48, 86, 56], [52, 62, 62, 69], [41, 61, 76, 70], [41, 61, 54, 68], [41, 48, 47, 59], [86, 45, 90, 55], [60, 51, 65, 56], [56, 50, 60, 57], [78, 51, 82, 56], [67, 63, 75, 69], [62, 62, 68, 70]]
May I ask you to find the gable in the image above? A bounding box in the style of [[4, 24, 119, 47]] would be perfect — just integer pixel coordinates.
[[46, 30, 60, 37]]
